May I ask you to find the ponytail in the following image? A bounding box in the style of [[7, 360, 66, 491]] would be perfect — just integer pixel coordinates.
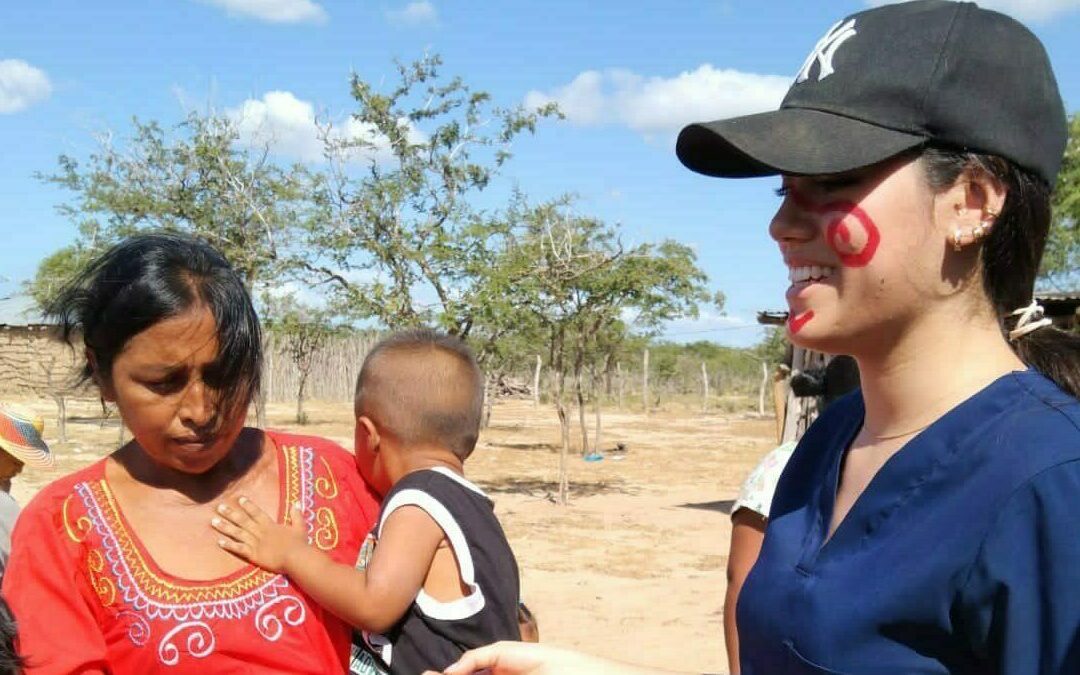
[[922, 147, 1080, 399]]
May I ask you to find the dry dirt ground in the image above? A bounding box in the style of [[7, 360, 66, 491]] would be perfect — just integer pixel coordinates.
[[9, 396, 776, 674]]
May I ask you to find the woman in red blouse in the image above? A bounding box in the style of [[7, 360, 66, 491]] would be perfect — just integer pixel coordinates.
[[1, 233, 380, 673]]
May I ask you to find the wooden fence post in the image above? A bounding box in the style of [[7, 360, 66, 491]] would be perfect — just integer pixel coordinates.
[[532, 355, 542, 408], [758, 361, 768, 416], [701, 362, 710, 412], [642, 349, 650, 416], [616, 362, 624, 411]]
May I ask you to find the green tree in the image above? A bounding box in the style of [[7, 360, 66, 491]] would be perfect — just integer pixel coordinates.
[[499, 201, 709, 504], [32, 112, 314, 426], [1046, 112, 1080, 288], [263, 296, 339, 425], [299, 55, 560, 336], [31, 113, 312, 302], [754, 326, 789, 367]]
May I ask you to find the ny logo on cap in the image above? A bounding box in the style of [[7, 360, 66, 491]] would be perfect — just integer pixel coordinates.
[[795, 18, 857, 84]]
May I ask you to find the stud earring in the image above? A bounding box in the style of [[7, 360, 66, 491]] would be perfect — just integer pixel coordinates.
[[951, 227, 964, 252]]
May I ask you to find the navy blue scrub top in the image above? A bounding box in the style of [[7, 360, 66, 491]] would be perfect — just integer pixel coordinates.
[[739, 370, 1080, 674]]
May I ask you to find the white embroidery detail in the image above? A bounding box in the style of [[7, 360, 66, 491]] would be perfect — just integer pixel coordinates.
[[72, 445, 317, 625], [254, 594, 307, 642], [158, 621, 215, 666], [796, 18, 857, 83], [117, 610, 151, 647]]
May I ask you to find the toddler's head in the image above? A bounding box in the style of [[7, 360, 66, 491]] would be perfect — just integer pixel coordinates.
[[353, 329, 484, 494]]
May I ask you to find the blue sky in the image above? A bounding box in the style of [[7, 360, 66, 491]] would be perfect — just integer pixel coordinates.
[[2, 0, 1079, 346]]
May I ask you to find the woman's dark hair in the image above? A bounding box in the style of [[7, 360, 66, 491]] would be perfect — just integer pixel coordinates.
[[46, 232, 262, 427], [922, 147, 1080, 398], [0, 594, 24, 674]]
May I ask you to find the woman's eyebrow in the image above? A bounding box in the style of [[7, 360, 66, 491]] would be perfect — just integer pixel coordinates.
[[133, 364, 187, 377]]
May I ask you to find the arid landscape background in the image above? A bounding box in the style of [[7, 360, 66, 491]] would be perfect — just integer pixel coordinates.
[[9, 395, 776, 674]]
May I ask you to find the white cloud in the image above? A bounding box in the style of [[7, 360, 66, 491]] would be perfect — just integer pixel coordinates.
[[0, 59, 52, 114], [385, 1, 438, 25], [197, 0, 327, 24], [866, 0, 1080, 21], [524, 65, 789, 136], [227, 90, 425, 163]]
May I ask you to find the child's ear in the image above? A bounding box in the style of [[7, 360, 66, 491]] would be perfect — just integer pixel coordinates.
[[356, 416, 381, 454]]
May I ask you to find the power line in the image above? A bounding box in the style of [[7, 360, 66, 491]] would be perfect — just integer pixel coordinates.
[[656, 324, 762, 338]]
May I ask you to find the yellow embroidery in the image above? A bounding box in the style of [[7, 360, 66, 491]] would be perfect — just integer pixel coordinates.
[[87, 549, 117, 606], [313, 507, 339, 550], [314, 456, 338, 500], [282, 443, 301, 518], [63, 494, 93, 543], [83, 444, 306, 606]]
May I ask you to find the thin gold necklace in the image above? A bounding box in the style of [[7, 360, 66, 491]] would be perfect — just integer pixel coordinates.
[[870, 422, 933, 442]]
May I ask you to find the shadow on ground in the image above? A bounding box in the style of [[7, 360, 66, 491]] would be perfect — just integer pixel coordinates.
[[477, 478, 635, 499], [487, 441, 558, 452], [678, 499, 735, 515]]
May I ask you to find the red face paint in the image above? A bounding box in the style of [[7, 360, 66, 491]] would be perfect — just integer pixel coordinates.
[[788, 310, 815, 334], [788, 188, 881, 268], [824, 204, 880, 267]]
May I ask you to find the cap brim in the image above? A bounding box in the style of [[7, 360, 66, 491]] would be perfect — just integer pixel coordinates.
[[676, 108, 927, 178]]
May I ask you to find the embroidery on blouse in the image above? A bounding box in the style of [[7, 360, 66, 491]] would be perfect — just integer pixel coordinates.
[[254, 595, 308, 642], [87, 548, 117, 607], [311, 454, 340, 551], [315, 456, 339, 499], [117, 610, 151, 647], [158, 621, 215, 666], [64, 443, 340, 662], [62, 493, 93, 543]]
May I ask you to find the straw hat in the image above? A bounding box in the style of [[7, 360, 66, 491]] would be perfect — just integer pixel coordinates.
[[0, 403, 55, 469]]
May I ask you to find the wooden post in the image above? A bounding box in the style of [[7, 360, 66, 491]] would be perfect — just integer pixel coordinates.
[[482, 375, 494, 429], [642, 348, 650, 416], [701, 362, 710, 413], [532, 355, 542, 408], [54, 395, 68, 444], [616, 362, 624, 411], [575, 372, 589, 455], [758, 361, 768, 416], [594, 381, 603, 456], [781, 347, 808, 443], [260, 336, 274, 426]]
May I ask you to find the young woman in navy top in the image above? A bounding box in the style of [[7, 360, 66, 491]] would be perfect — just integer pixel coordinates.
[[431, 1, 1080, 674]]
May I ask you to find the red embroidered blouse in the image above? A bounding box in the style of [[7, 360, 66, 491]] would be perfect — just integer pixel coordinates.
[[2, 430, 379, 674]]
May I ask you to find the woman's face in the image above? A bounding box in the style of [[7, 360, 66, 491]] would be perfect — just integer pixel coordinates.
[[0, 451, 24, 482], [100, 305, 247, 475], [769, 154, 949, 355]]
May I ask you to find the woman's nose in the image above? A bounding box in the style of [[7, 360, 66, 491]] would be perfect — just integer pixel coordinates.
[[769, 197, 818, 247], [179, 379, 215, 428]]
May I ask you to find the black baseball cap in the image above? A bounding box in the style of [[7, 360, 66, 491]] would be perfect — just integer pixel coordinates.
[[676, 0, 1067, 186]]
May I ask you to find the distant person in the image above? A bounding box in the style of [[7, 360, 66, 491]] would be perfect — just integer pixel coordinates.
[[0, 403, 54, 577], [212, 329, 523, 674], [789, 354, 861, 408], [431, 1, 1080, 672], [2, 233, 381, 672]]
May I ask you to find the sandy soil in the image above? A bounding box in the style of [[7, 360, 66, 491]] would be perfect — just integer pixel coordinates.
[[8, 396, 776, 674]]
